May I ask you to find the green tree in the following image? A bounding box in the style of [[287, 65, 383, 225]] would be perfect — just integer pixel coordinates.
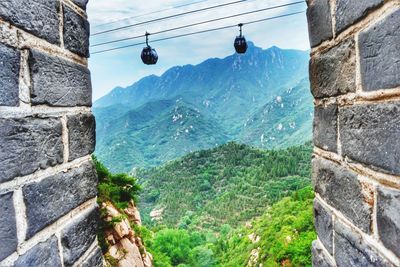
[[189, 246, 216, 267], [152, 229, 192, 266]]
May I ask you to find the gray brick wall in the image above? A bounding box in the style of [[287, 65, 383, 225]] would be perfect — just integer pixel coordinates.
[[0, 0, 102, 266], [307, 0, 400, 266]]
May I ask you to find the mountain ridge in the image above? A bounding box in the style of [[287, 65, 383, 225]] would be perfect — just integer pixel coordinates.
[[94, 43, 313, 172]]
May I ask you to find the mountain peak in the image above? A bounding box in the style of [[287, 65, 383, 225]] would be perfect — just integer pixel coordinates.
[[243, 41, 262, 53]]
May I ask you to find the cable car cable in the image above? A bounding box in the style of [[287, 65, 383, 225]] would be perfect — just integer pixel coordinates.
[[91, 0, 301, 36], [91, 10, 305, 55], [91, 1, 304, 47], [93, 0, 212, 29], [91, 0, 252, 35]]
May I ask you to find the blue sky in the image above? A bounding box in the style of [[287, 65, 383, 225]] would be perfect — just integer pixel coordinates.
[[87, 0, 310, 100]]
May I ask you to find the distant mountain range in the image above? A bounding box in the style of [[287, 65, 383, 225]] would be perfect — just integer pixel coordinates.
[[93, 43, 313, 172]]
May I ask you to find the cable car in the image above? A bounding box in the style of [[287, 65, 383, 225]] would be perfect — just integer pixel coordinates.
[[234, 23, 247, 54], [141, 32, 158, 65]]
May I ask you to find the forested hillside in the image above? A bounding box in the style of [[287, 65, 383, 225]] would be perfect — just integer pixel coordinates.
[[138, 187, 316, 267], [216, 187, 316, 267], [138, 142, 312, 231], [95, 142, 315, 266]]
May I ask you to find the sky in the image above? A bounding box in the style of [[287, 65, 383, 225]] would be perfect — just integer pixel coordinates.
[[87, 0, 310, 101]]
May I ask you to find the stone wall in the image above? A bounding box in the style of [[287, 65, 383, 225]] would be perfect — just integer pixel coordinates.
[[0, 0, 102, 266], [307, 0, 400, 266]]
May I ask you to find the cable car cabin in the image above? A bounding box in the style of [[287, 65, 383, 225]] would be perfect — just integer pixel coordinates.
[[234, 23, 247, 54], [141, 46, 158, 65], [234, 36, 248, 54]]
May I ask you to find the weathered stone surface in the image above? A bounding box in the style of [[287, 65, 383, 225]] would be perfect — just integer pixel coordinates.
[[359, 8, 400, 91], [0, 0, 60, 44], [335, 0, 383, 34], [67, 113, 96, 161], [102, 201, 152, 267], [72, 0, 89, 10], [0, 117, 63, 183], [334, 221, 391, 267], [340, 103, 400, 175], [313, 105, 337, 152], [62, 207, 99, 266], [377, 187, 400, 258], [0, 192, 17, 262], [81, 247, 103, 267], [23, 162, 98, 238], [313, 199, 333, 255], [311, 240, 334, 267], [63, 5, 90, 57], [306, 0, 333, 47], [0, 44, 20, 106], [312, 157, 372, 233], [14, 236, 62, 267], [310, 38, 356, 98], [29, 49, 92, 106]]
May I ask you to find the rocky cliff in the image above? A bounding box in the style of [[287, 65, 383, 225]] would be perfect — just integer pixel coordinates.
[[101, 200, 153, 267]]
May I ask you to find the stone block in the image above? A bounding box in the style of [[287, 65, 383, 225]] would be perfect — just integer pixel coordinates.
[[334, 221, 391, 267], [61, 207, 99, 266], [0, 192, 17, 261], [23, 162, 98, 238], [306, 0, 333, 47], [313, 105, 337, 152], [311, 240, 334, 267], [0, 44, 20, 106], [377, 187, 400, 258], [14, 236, 62, 267], [339, 102, 400, 175], [72, 0, 89, 10], [313, 199, 333, 255], [310, 38, 356, 98], [81, 247, 103, 267], [0, 0, 60, 44], [335, 0, 383, 34], [359, 8, 400, 91], [0, 117, 63, 183], [312, 157, 372, 233], [29, 49, 92, 106], [63, 5, 90, 57], [67, 113, 96, 161]]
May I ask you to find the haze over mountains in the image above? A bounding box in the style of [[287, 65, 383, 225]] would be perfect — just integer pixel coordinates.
[[93, 43, 313, 172]]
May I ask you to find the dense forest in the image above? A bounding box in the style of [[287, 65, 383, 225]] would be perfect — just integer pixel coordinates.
[[95, 142, 316, 266], [138, 142, 312, 231], [135, 187, 316, 267]]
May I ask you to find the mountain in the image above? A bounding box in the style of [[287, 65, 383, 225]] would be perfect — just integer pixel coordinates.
[[94, 43, 312, 172], [137, 142, 312, 231]]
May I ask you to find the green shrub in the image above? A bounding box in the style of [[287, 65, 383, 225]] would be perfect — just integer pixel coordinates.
[[94, 156, 141, 209]]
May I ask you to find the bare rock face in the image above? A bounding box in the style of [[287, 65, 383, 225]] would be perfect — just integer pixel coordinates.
[[102, 202, 153, 267], [124, 200, 142, 226]]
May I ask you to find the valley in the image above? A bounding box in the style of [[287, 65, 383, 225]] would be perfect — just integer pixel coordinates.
[[96, 142, 315, 267]]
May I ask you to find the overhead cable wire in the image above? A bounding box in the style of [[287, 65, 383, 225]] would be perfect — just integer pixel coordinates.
[[91, 0, 272, 36], [91, 10, 305, 55], [93, 0, 212, 29], [91, 1, 304, 47]]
